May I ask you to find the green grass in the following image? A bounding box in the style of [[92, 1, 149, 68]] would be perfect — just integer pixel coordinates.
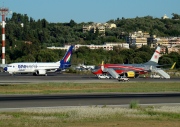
[[0, 106, 180, 127], [0, 82, 180, 94], [0, 81, 180, 126]]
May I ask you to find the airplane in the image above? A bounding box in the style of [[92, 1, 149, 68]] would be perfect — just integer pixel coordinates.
[[150, 62, 176, 78], [3, 45, 74, 76], [91, 46, 170, 79]]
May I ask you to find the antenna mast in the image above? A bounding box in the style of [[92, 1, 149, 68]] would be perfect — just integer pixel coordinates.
[[0, 6, 10, 64]]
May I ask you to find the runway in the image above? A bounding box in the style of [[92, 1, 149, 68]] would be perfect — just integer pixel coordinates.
[[0, 72, 180, 109], [0, 93, 180, 109]]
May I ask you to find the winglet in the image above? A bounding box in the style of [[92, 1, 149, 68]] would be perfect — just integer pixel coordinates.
[[170, 62, 176, 70], [101, 61, 104, 71], [101, 61, 104, 66]]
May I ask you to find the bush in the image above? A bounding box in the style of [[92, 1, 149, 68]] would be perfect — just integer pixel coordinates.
[[129, 101, 139, 109]]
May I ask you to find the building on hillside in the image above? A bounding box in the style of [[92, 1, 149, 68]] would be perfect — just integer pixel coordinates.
[[105, 42, 129, 49], [168, 37, 180, 47], [156, 38, 169, 46], [147, 35, 158, 48], [93, 25, 105, 35], [83, 24, 105, 35], [160, 46, 180, 54], [82, 25, 92, 33], [168, 47, 180, 53], [147, 36, 180, 49], [75, 44, 113, 51], [135, 37, 148, 48], [82, 23, 116, 36], [47, 45, 71, 50], [103, 23, 117, 29], [47, 44, 113, 51], [126, 31, 150, 47], [162, 14, 169, 19]]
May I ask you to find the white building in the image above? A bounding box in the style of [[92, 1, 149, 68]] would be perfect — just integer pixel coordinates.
[[75, 44, 113, 51], [47, 45, 71, 50], [162, 14, 169, 19], [47, 43, 130, 51], [105, 42, 129, 49]]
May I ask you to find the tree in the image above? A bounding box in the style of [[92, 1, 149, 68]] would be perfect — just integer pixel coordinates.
[[133, 57, 143, 63], [95, 27, 99, 38], [119, 49, 135, 63], [159, 57, 173, 66], [36, 49, 58, 62], [172, 13, 180, 19], [3, 12, 180, 68], [69, 19, 77, 27], [111, 56, 123, 64]]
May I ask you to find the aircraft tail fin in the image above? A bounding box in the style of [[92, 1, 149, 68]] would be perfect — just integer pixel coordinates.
[[144, 46, 161, 65], [59, 45, 74, 69], [170, 62, 176, 70]]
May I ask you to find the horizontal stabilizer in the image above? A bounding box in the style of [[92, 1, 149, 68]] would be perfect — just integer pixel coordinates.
[[157, 69, 170, 79]]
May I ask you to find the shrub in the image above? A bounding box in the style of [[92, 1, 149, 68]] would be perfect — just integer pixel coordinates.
[[129, 101, 139, 109]]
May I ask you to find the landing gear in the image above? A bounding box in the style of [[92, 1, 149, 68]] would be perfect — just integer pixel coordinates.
[[33, 73, 37, 76], [10, 72, 15, 76]]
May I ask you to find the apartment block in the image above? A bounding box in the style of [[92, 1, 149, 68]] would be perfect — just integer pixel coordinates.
[[126, 31, 150, 47], [83, 23, 117, 35]]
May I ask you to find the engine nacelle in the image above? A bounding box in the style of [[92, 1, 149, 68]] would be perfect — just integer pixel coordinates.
[[126, 71, 135, 78], [36, 70, 47, 75]]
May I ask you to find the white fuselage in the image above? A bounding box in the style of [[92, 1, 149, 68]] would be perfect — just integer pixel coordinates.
[[6, 62, 60, 74]]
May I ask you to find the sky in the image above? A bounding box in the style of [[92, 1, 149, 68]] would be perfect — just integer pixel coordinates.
[[1, 0, 180, 23]]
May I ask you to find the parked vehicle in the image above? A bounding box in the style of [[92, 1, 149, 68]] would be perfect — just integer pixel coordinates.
[[150, 74, 163, 79], [118, 76, 129, 82]]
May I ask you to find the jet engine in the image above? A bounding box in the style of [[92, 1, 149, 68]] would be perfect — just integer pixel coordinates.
[[125, 71, 135, 78], [125, 71, 140, 78], [36, 70, 47, 76]]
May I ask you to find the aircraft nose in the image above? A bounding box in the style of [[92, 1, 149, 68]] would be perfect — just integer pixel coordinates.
[[4, 67, 7, 71]]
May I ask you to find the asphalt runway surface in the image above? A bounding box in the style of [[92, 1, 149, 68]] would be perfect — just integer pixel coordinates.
[[0, 72, 180, 84], [0, 72, 180, 109], [0, 93, 180, 109]]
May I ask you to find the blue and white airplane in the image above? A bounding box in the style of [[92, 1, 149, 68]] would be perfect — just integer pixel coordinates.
[[4, 45, 74, 76]]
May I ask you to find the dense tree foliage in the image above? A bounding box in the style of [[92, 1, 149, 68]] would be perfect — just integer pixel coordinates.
[[0, 12, 180, 68]]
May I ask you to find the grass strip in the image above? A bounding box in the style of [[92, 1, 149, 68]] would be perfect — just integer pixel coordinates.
[[0, 82, 179, 94], [0, 106, 180, 127]]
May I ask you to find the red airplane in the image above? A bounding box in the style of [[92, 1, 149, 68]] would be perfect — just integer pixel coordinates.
[[91, 46, 167, 78]]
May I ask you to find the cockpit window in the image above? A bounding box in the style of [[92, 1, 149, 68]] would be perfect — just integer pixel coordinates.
[[8, 65, 12, 67]]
